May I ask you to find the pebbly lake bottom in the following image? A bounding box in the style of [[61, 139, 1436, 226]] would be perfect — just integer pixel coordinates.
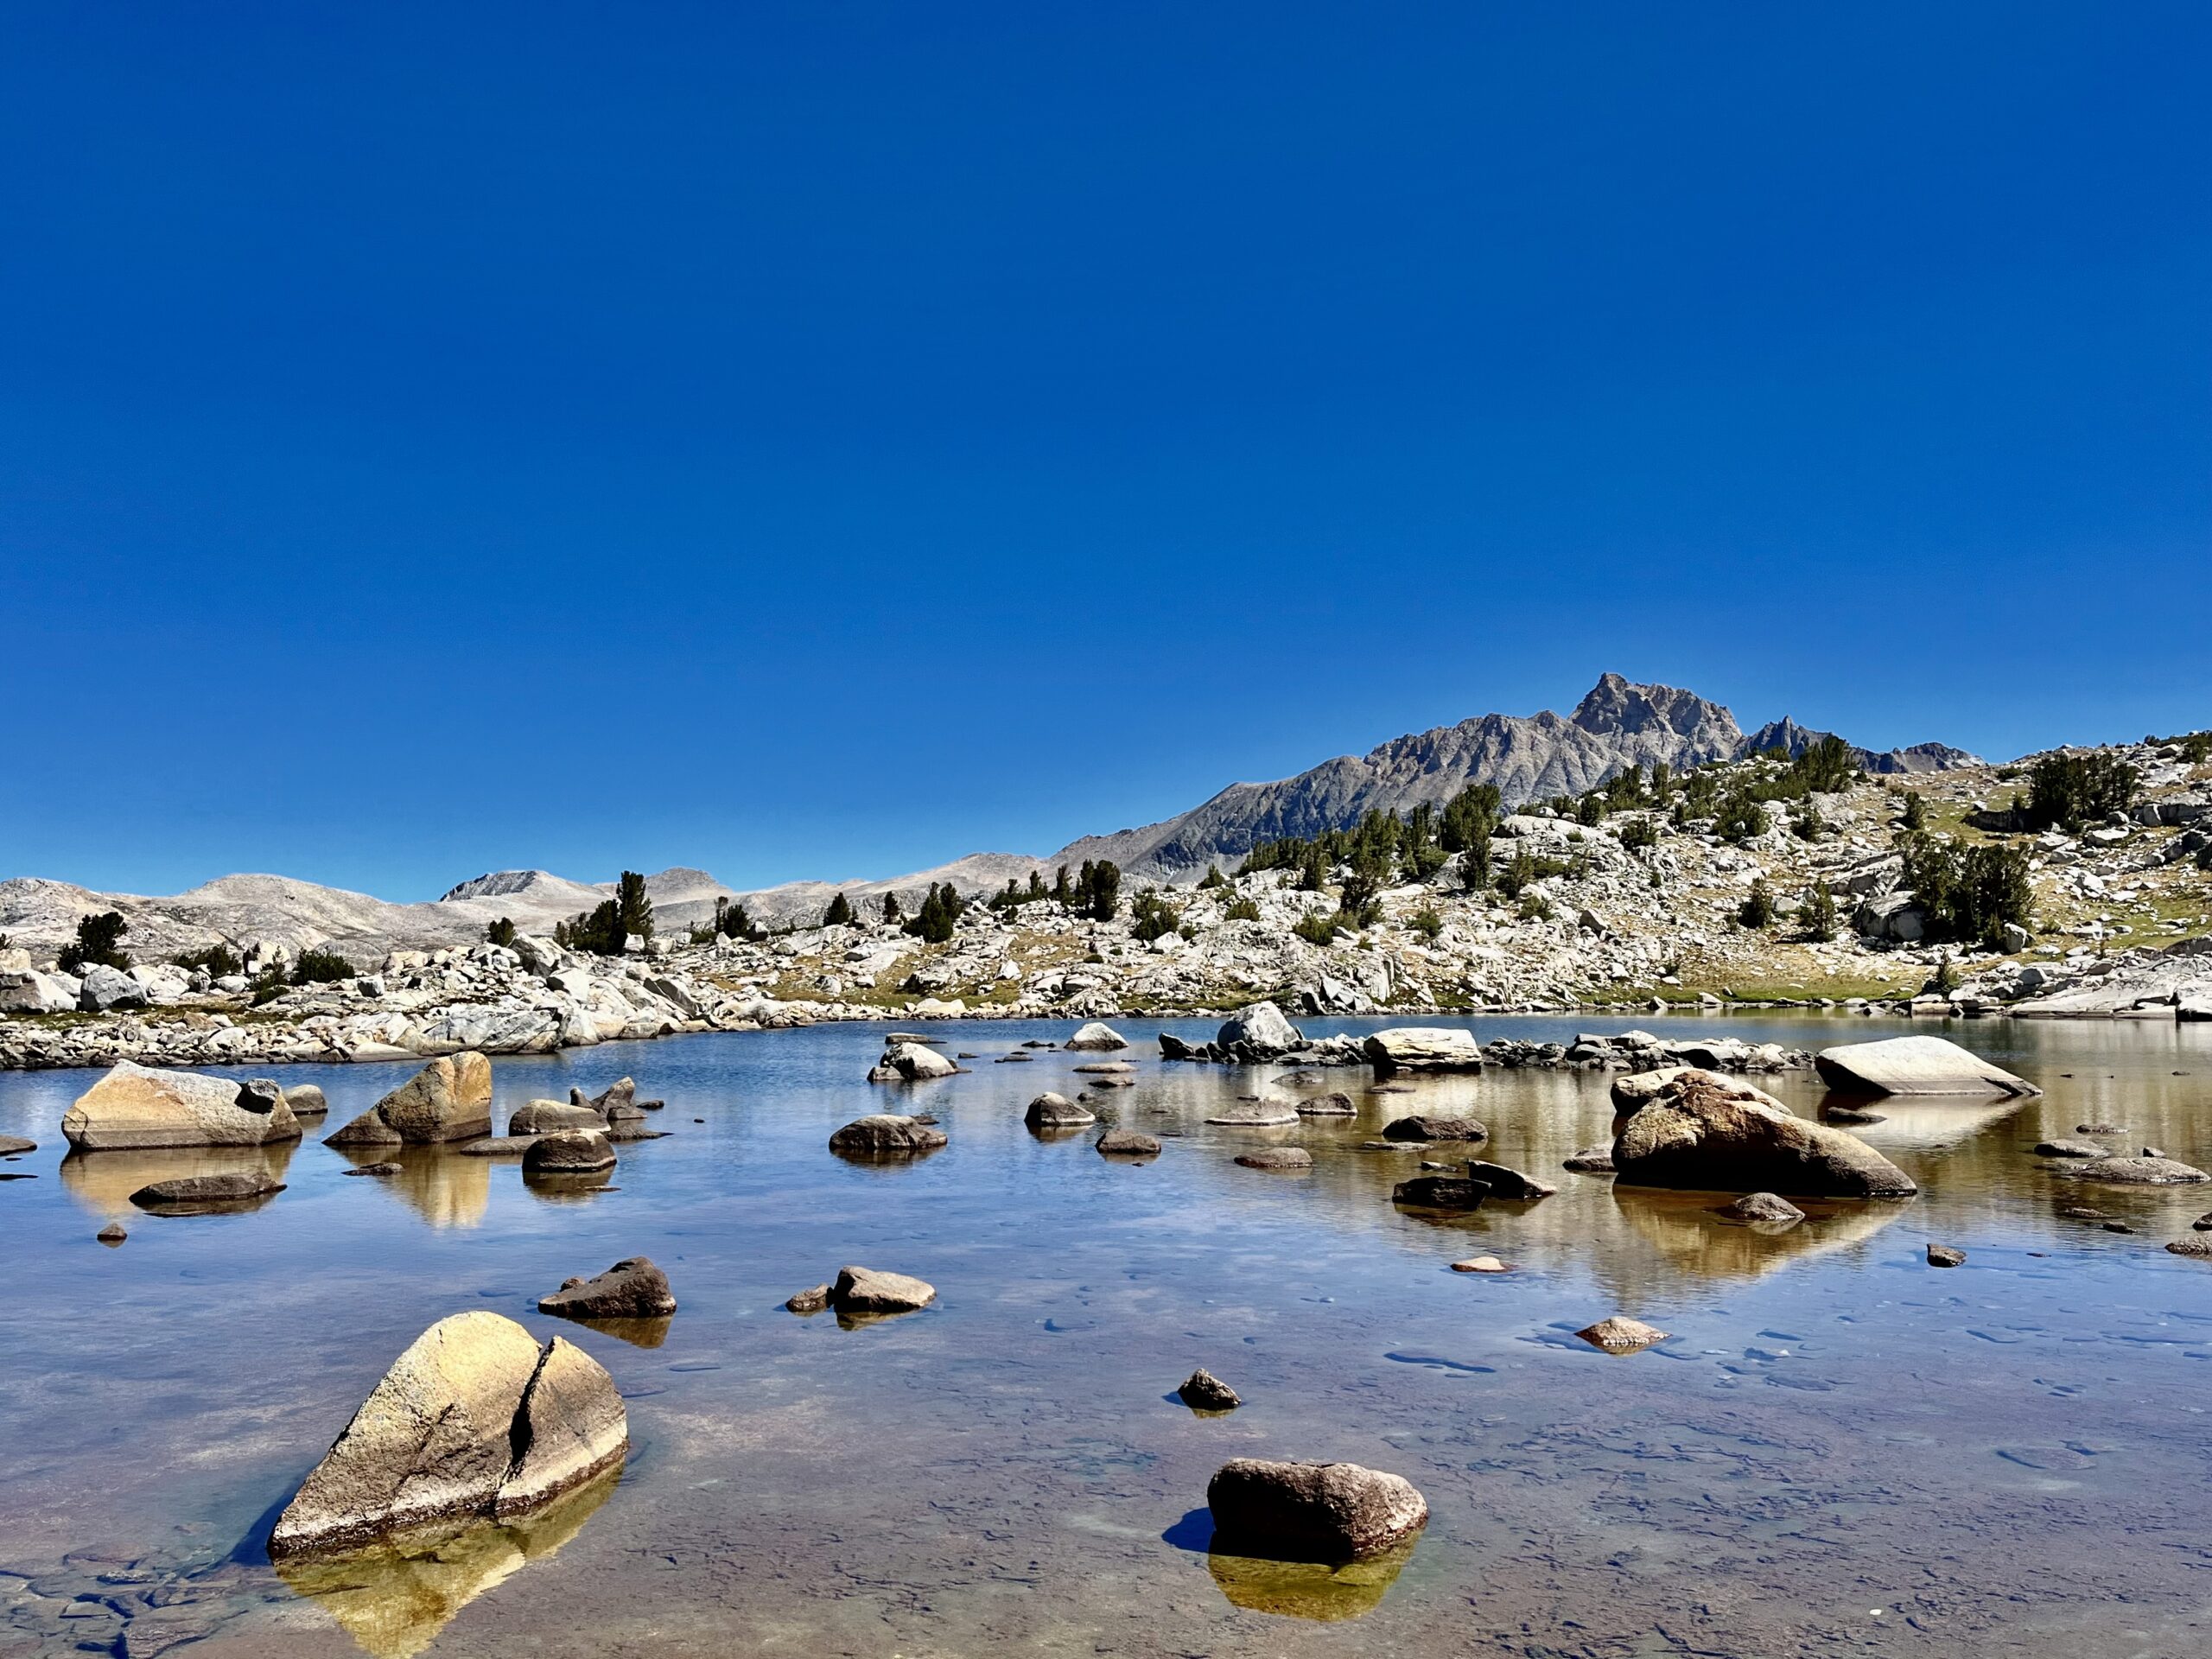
[[1, 1014, 2209, 1658]]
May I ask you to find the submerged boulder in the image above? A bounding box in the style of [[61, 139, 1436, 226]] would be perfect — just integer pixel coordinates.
[[1206, 1459, 1428, 1559], [130, 1171, 285, 1211], [269, 1312, 626, 1557], [1814, 1035, 2040, 1098], [1381, 1115, 1487, 1143], [508, 1099, 604, 1136], [1391, 1174, 1488, 1209], [1236, 1147, 1313, 1171], [829, 1114, 949, 1156], [1065, 1021, 1129, 1052], [1718, 1192, 1805, 1223], [1206, 1098, 1300, 1127], [1024, 1092, 1095, 1130], [1295, 1091, 1357, 1116], [1459, 1160, 1554, 1200], [64, 1061, 303, 1150], [830, 1265, 937, 1315], [2058, 1154, 2209, 1186], [1363, 1027, 1483, 1073], [1611, 1069, 1917, 1198], [1178, 1368, 1241, 1410], [1096, 1128, 1161, 1157], [868, 1042, 958, 1083], [538, 1258, 677, 1319], [282, 1084, 330, 1119], [522, 1129, 616, 1174], [1577, 1317, 1669, 1353], [327, 1054, 493, 1147]]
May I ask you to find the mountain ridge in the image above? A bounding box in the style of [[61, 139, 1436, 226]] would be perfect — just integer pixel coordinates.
[[0, 675, 1980, 949]]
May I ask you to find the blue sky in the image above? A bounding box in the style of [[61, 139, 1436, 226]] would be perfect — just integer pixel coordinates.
[[3, 3, 2207, 899]]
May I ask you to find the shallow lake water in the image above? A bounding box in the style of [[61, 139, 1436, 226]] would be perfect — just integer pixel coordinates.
[[3, 1013, 2210, 1658]]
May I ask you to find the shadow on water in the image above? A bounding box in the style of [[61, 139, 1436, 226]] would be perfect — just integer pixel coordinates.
[[270, 1464, 623, 1659]]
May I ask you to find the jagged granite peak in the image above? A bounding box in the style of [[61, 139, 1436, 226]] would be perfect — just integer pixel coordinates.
[[1740, 717, 1980, 775]]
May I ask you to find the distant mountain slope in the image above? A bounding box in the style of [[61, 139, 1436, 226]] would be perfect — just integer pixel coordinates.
[[2, 674, 1983, 954]]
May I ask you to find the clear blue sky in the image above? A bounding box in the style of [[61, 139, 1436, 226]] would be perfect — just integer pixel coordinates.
[[3, 3, 2206, 899]]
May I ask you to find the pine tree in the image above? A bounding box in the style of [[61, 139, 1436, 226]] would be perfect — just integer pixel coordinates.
[[823, 892, 855, 927]]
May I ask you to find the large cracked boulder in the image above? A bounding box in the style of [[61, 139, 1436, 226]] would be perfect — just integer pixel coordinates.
[[1065, 1021, 1128, 1052], [269, 1312, 627, 1557], [507, 1099, 605, 1136], [1024, 1092, 1095, 1130], [1206, 1459, 1428, 1560], [326, 1054, 494, 1147], [1382, 1115, 1487, 1143], [64, 1061, 303, 1150], [1611, 1069, 1918, 1198], [1814, 1036, 2040, 1098], [523, 1129, 617, 1174], [1363, 1027, 1483, 1073], [830, 1265, 937, 1315]]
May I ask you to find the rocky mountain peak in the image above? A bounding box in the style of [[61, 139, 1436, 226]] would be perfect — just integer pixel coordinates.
[[1569, 673, 1744, 743]]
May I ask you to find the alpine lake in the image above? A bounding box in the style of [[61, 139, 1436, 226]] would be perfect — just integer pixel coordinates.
[[2, 1013, 2209, 1658]]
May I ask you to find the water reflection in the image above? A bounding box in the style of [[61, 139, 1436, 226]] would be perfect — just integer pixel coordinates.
[[1205, 1533, 1421, 1621], [272, 1463, 620, 1659], [523, 1167, 615, 1204], [59, 1141, 296, 1219], [1607, 1186, 1909, 1286], [334, 1146, 490, 1229], [556, 1313, 672, 1350]]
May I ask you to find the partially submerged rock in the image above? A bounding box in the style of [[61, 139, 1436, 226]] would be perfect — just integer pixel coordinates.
[[1178, 1368, 1241, 1410], [1814, 1035, 2040, 1098], [1450, 1255, 1509, 1273], [343, 1160, 404, 1177], [508, 1099, 604, 1136], [1927, 1244, 1967, 1268], [2033, 1139, 2110, 1159], [1206, 1459, 1428, 1560], [0, 1135, 35, 1155], [1295, 1091, 1357, 1116], [1563, 1145, 1615, 1173], [1024, 1092, 1095, 1130], [283, 1084, 329, 1118], [1611, 1069, 1918, 1198], [829, 1114, 949, 1156], [1391, 1174, 1488, 1210], [1236, 1147, 1313, 1171], [1460, 1160, 1554, 1200], [2165, 1234, 2212, 1258], [1717, 1192, 1805, 1223], [130, 1171, 285, 1211], [327, 1054, 494, 1147], [830, 1265, 936, 1315], [1217, 1001, 1302, 1058], [1096, 1128, 1161, 1157], [269, 1312, 626, 1557], [64, 1061, 302, 1150], [1065, 1021, 1128, 1052], [785, 1283, 832, 1314], [96, 1222, 127, 1245], [868, 1041, 959, 1083], [1381, 1115, 1486, 1143], [1206, 1098, 1300, 1127], [522, 1129, 616, 1175], [538, 1258, 676, 1320], [2057, 1154, 2209, 1185], [1363, 1027, 1483, 1073], [1576, 1316, 1669, 1353]]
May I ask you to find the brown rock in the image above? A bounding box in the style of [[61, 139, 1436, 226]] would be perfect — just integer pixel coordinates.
[[538, 1257, 677, 1319], [1576, 1316, 1669, 1352], [1207, 1459, 1428, 1559], [1611, 1069, 1917, 1198]]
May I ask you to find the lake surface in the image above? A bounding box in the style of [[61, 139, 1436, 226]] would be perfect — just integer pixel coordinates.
[[3, 1013, 2210, 1658]]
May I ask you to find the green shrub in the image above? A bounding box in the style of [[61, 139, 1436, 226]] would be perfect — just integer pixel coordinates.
[[292, 948, 356, 985], [557, 871, 655, 954], [1899, 834, 2033, 947], [1618, 815, 1658, 851], [1130, 890, 1182, 943], [173, 943, 242, 979], [59, 911, 130, 973], [1197, 865, 1226, 889], [1293, 911, 1341, 946], [1223, 895, 1261, 923], [1516, 893, 1553, 922], [486, 917, 517, 948], [1899, 789, 1927, 832], [1411, 905, 1444, 941], [1738, 878, 1776, 929], [904, 881, 966, 944], [714, 896, 763, 942], [2024, 752, 2139, 832], [1799, 881, 1838, 942]]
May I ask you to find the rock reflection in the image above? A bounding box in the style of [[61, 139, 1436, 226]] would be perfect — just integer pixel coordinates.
[[556, 1313, 672, 1350], [1828, 1096, 2030, 1149], [1205, 1532, 1421, 1621], [272, 1462, 620, 1659], [523, 1167, 614, 1204], [336, 1147, 490, 1229], [1606, 1185, 1908, 1287], [59, 1141, 296, 1219]]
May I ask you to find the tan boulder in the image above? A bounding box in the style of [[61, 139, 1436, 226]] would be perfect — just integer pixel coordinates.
[[1612, 1068, 1917, 1198], [327, 1054, 494, 1147], [1814, 1035, 2040, 1097], [62, 1061, 302, 1150], [270, 1312, 626, 1557]]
